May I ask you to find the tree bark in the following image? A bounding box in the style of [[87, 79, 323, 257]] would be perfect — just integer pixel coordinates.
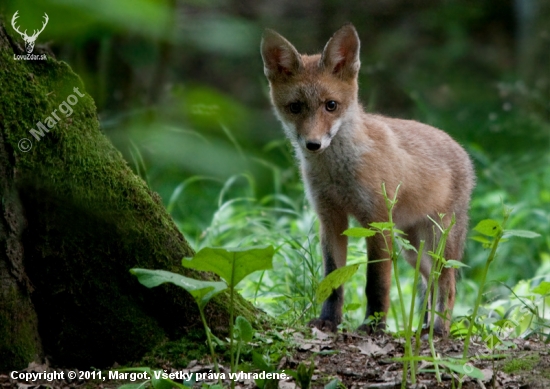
[[0, 17, 252, 370]]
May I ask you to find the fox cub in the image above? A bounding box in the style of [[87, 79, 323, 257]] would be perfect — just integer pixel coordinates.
[[261, 24, 474, 336]]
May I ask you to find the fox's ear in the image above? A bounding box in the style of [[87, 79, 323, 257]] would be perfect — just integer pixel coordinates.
[[261, 29, 303, 81], [321, 24, 360, 80]]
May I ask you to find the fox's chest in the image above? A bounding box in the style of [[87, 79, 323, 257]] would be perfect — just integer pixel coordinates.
[[300, 150, 373, 216]]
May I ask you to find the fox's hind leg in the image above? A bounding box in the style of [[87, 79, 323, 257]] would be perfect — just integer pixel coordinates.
[[403, 220, 437, 333], [405, 213, 466, 337], [434, 210, 468, 336]]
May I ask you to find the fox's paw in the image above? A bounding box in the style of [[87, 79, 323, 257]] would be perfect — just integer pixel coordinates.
[[357, 322, 386, 335], [419, 325, 448, 340], [308, 318, 338, 333]]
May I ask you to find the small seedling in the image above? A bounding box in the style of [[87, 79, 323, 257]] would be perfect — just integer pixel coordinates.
[[252, 351, 280, 389], [234, 315, 254, 373], [286, 360, 315, 389]]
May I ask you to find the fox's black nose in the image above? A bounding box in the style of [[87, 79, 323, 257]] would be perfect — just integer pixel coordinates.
[[306, 141, 322, 151]]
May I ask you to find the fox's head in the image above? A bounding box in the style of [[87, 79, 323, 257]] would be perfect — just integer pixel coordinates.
[[261, 24, 361, 154]]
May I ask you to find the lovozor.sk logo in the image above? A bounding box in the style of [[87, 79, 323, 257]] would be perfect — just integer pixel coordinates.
[[11, 10, 49, 60]]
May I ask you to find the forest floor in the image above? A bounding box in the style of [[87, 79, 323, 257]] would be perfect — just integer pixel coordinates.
[[282, 330, 550, 388], [2, 329, 550, 389]]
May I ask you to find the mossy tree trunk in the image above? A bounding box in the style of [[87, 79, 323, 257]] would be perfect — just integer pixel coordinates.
[[0, 18, 253, 371]]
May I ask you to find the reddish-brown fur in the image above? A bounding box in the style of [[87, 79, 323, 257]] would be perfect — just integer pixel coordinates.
[[261, 24, 475, 335]]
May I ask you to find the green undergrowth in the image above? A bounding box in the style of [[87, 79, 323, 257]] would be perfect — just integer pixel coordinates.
[[161, 167, 549, 336]]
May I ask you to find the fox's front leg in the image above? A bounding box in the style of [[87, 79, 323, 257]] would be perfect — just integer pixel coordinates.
[[308, 209, 348, 332], [358, 232, 393, 334]]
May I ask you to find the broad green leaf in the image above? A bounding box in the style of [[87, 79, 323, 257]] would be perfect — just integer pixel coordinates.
[[470, 236, 490, 244], [439, 360, 484, 379], [485, 334, 502, 349], [283, 370, 298, 380], [503, 229, 541, 239], [369, 222, 394, 230], [532, 281, 550, 296], [345, 303, 362, 311], [130, 268, 227, 308], [342, 227, 376, 238], [473, 219, 501, 237], [235, 315, 254, 343], [445, 259, 469, 269], [182, 246, 274, 287], [252, 351, 270, 371], [316, 264, 360, 303]]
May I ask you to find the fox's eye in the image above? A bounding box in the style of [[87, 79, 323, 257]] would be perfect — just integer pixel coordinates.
[[289, 102, 302, 114], [325, 100, 338, 111]]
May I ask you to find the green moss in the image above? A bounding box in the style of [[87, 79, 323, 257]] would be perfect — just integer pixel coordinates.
[[0, 285, 40, 371], [502, 353, 540, 374]]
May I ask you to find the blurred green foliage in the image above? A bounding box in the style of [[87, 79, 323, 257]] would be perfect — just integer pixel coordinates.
[[2, 0, 548, 328]]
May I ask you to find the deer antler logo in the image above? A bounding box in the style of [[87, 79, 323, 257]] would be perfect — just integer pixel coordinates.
[[11, 11, 49, 53]]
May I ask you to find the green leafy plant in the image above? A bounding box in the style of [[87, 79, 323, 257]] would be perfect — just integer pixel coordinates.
[[181, 246, 274, 378], [340, 184, 421, 387], [296, 361, 315, 389], [130, 245, 274, 387], [315, 262, 363, 308], [234, 315, 254, 374], [130, 269, 227, 382], [286, 360, 315, 389], [251, 351, 280, 389], [324, 378, 345, 389], [410, 214, 459, 384], [339, 185, 484, 387], [463, 209, 540, 358], [457, 207, 541, 388]]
